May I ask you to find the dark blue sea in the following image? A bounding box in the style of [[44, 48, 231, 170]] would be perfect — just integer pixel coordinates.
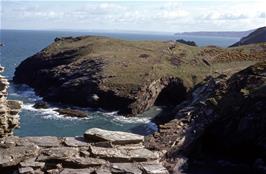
[[0, 30, 240, 137]]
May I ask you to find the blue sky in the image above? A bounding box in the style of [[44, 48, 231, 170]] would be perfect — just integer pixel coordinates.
[[1, 0, 266, 32]]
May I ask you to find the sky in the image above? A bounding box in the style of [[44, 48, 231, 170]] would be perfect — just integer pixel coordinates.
[[1, 0, 266, 32]]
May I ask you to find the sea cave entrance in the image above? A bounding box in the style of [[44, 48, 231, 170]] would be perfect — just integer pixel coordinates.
[[154, 80, 187, 107]]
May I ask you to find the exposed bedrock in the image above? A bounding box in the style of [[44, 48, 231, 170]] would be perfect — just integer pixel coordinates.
[[145, 61, 266, 173], [0, 66, 22, 138]]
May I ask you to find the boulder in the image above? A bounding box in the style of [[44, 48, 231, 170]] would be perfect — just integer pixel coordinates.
[[55, 108, 88, 118], [84, 128, 144, 145], [33, 100, 49, 109]]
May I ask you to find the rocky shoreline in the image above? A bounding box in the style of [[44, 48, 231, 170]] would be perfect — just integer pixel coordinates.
[[2, 61, 266, 173], [1, 33, 266, 173]]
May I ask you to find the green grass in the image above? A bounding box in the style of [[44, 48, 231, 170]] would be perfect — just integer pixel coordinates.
[[42, 36, 266, 94]]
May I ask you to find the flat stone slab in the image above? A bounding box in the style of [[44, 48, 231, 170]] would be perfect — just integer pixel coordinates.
[[141, 163, 169, 174], [90, 145, 158, 162], [63, 137, 89, 147], [64, 157, 107, 167], [111, 163, 142, 174], [37, 147, 79, 161], [24, 136, 61, 147], [61, 168, 95, 174], [84, 128, 144, 145], [18, 167, 34, 174], [0, 145, 39, 167], [20, 158, 45, 169]]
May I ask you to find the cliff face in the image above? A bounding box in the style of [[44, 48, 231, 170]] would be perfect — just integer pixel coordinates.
[[145, 61, 266, 173], [230, 26, 266, 47], [13, 36, 266, 116], [0, 66, 22, 137]]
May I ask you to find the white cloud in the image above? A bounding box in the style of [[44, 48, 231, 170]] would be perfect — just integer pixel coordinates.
[[1, 1, 265, 32]]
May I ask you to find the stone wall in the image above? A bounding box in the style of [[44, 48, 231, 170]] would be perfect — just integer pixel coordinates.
[[0, 128, 169, 174], [0, 66, 22, 137]]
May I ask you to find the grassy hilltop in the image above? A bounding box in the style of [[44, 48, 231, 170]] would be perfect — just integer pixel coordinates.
[[14, 36, 266, 115]]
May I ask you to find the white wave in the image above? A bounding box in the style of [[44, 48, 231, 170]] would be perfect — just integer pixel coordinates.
[[9, 84, 42, 102], [22, 103, 92, 120]]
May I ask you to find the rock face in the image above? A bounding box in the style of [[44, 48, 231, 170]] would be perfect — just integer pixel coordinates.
[[13, 36, 266, 116], [0, 66, 22, 137], [230, 26, 266, 47], [145, 61, 266, 173], [0, 128, 168, 174]]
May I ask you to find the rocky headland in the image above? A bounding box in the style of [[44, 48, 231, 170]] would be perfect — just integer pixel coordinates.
[[4, 29, 266, 173], [13, 36, 266, 116], [230, 26, 266, 47]]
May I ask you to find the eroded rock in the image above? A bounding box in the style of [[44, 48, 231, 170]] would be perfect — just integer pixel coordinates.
[[0, 66, 22, 138], [55, 108, 88, 118]]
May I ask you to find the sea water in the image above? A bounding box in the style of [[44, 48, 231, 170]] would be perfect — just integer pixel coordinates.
[[0, 29, 240, 136]]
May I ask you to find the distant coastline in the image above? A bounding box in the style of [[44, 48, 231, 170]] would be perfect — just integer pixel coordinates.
[[175, 29, 255, 38]]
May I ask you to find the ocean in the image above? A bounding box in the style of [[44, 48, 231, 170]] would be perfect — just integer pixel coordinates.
[[0, 29, 240, 137]]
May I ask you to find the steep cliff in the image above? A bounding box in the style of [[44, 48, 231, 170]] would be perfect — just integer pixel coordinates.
[[145, 61, 266, 173], [230, 26, 266, 47]]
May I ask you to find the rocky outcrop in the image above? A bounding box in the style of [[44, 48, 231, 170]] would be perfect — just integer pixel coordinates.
[[175, 39, 197, 46], [145, 61, 266, 173], [230, 26, 266, 47], [0, 128, 168, 174], [55, 108, 88, 118], [13, 36, 266, 116], [0, 66, 22, 137]]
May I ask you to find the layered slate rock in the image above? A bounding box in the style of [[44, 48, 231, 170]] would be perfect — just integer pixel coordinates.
[[0, 128, 168, 174], [0, 66, 22, 137], [145, 61, 266, 173], [13, 36, 266, 116], [84, 128, 144, 145]]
